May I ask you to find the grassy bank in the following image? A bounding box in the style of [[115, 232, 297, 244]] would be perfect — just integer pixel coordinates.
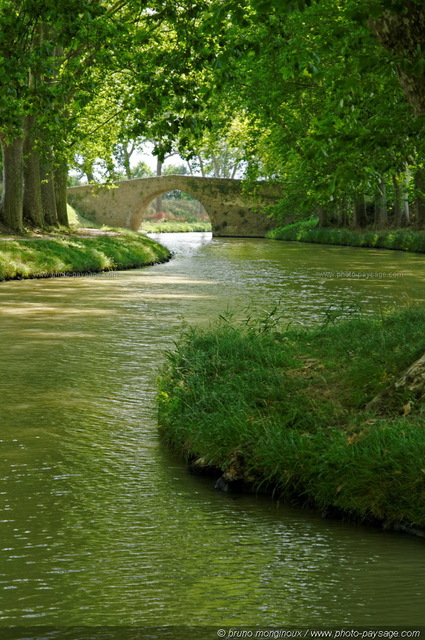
[[268, 219, 425, 253], [158, 306, 425, 531], [0, 230, 170, 281], [141, 220, 212, 233]]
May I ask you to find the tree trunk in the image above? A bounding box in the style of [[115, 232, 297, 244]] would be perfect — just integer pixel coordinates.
[[231, 162, 240, 179], [54, 160, 69, 226], [369, 4, 425, 116], [366, 352, 425, 414], [0, 135, 24, 232], [123, 142, 134, 180], [393, 175, 401, 228], [23, 116, 44, 228], [85, 166, 95, 183], [393, 174, 410, 228], [41, 160, 58, 226], [197, 155, 206, 177], [317, 205, 328, 227], [123, 151, 132, 180], [338, 198, 348, 227], [104, 156, 117, 181], [156, 158, 163, 214], [414, 167, 425, 229], [23, 27, 44, 229], [211, 152, 220, 178], [374, 178, 388, 228], [401, 170, 411, 227], [352, 194, 367, 228]]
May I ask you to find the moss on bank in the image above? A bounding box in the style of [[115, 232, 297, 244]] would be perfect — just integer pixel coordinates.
[[158, 306, 425, 531], [0, 230, 170, 281], [268, 219, 425, 253]]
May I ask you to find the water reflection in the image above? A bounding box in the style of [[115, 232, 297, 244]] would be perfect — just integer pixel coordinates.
[[1, 233, 425, 627]]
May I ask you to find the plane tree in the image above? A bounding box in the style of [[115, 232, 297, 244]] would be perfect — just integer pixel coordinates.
[[0, 0, 218, 232], [0, 0, 136, 231], [196, 0, 423, 227]]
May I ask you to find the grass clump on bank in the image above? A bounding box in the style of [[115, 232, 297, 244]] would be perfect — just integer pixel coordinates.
[[158, 306, 425, 530], [268, 219, 425, 253], [141, 220, 212, 233], [0, 230, 170, 281]]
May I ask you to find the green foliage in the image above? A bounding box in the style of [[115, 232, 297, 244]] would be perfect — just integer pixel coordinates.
[[162, 164, 188, 176], [191, 0, 425, 224], [131, 161, 155, 179], [158, 305, 425, 527]]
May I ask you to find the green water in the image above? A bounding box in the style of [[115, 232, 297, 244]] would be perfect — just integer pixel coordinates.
[[1, 234, 425, 634]]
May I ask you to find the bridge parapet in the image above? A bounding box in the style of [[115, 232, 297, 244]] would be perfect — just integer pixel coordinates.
[[67, 175, 283, 237]]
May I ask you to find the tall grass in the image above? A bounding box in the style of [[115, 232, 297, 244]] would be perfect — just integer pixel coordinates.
[[268, 220, 425, 253], [158, 305, 425, 529], [0, 231, 170, 280]]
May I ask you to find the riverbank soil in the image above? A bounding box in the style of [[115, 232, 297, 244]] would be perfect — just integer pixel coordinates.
[[0, 228, 170, 280], [158, 306, 425, 533]]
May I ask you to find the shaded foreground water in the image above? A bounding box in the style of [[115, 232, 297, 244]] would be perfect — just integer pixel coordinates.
[[1, 233, 425, 631]]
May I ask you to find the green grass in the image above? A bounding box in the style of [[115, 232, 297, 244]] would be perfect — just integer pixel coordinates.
[[141, 220, 212, 233], [158, 305, 425, 530], [268, 220, 425, 253], [67, 203, 102, 229], [0, 230, 170, 280]]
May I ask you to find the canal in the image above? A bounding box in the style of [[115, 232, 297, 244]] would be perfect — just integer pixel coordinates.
[[1, 233, 425, 633]]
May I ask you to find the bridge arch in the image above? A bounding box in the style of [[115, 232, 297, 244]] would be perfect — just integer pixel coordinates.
[[131, 184, 210, 231], [67, 175, 283, 237]]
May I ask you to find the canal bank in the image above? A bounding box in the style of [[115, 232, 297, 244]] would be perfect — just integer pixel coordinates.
[[268, 220, 425, 254], [0, 228, 171, 281], [158, 304, 425, 535]]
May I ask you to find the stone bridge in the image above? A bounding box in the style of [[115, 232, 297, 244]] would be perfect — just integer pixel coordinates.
[[67, 175, 283, 237]]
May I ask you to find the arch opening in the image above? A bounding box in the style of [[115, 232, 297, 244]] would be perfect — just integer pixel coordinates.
[[132, 189, 212, 231]]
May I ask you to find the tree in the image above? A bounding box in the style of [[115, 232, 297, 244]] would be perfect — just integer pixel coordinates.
[[113, 140, 147, 180], [194, 0, 424, 228], [132, 161, 155, 179], [0, 0, 125, 230], [0, 0, 217, 232]]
